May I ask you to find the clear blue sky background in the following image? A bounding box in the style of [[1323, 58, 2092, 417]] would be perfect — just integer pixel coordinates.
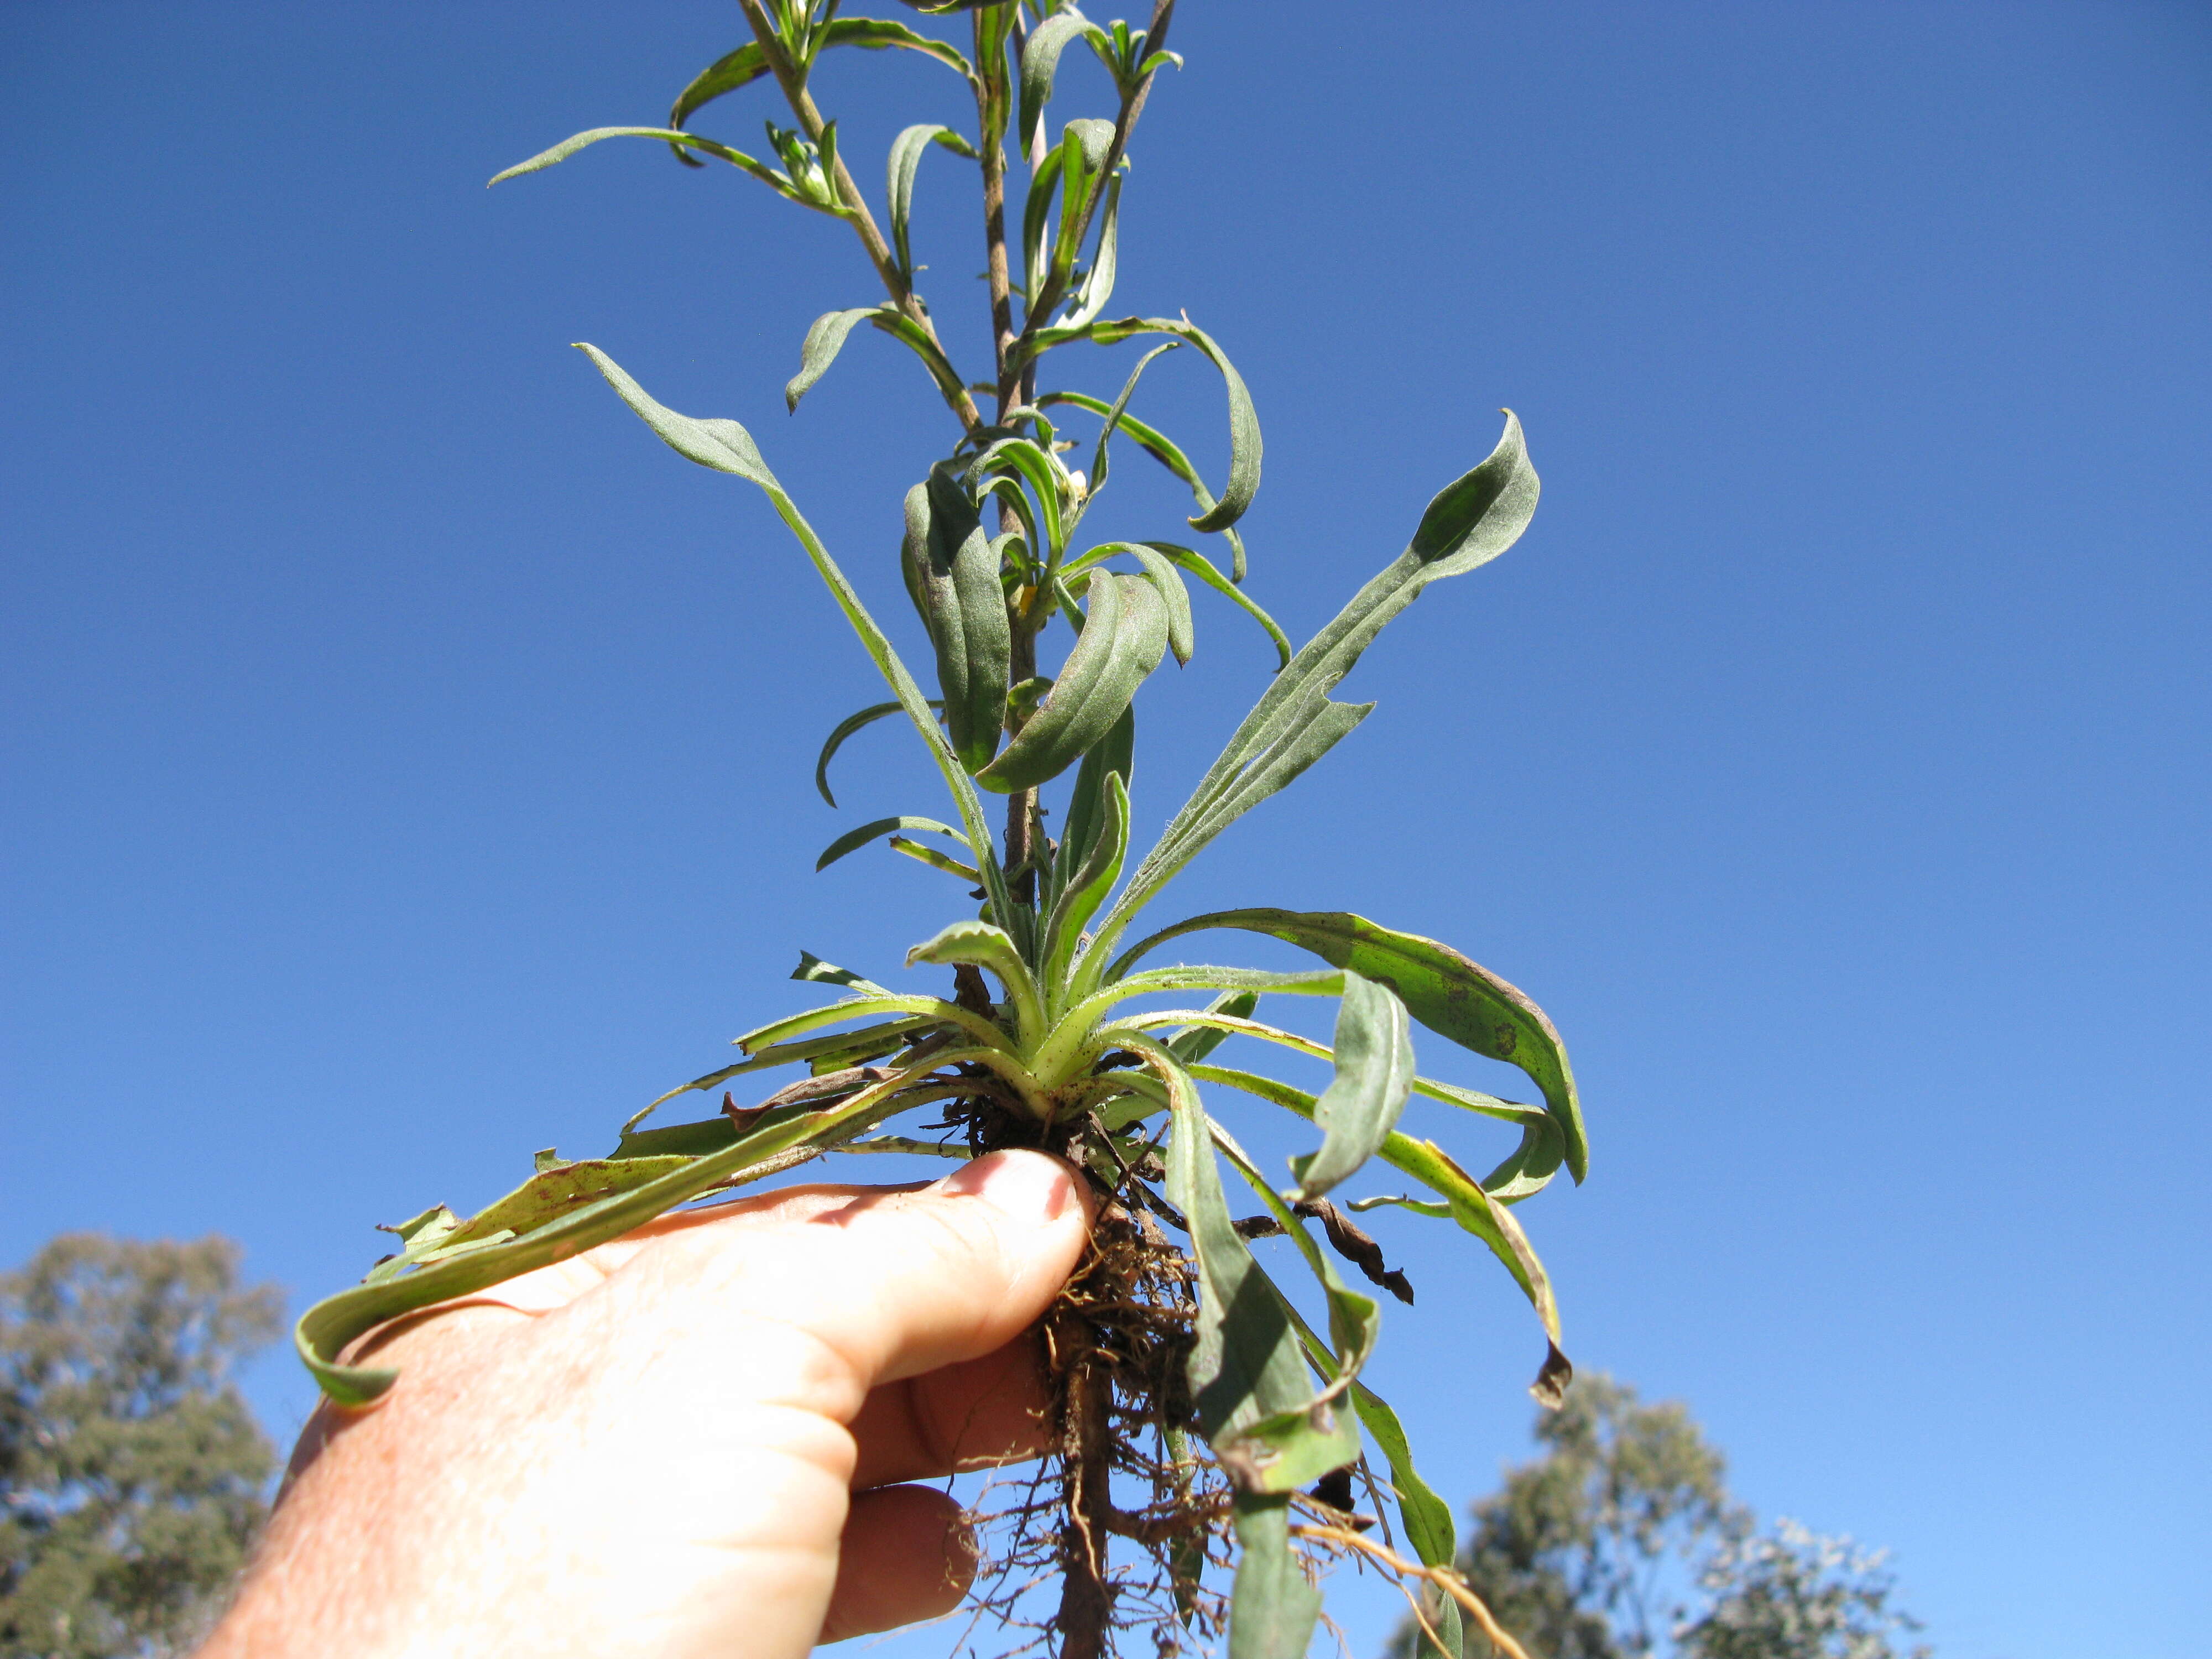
[[5, 4, 2207, 1656]]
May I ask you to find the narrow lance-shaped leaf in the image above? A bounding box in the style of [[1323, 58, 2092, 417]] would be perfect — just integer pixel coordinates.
[[1019, 316, 1260, 535], [1143, 542, 1288, 666], [1036, 390, 1248, 580], [1039, 771, 1128, 1005], [815, 815, 971, 872], [1055, 705, 1135, 893], [904, 465, 1012, 774], [886, 122, 978, 282], [1016, 6, 1098, 160], [1061, 171, 1121, 328], [1087, 414, 1538, 972], [786, 308, 875, 412], [666, 44, 770, 158], [815, 699, 942, 808], [296, 1060, 962, 1404], [1113, 907, 1585, 1182], [974, 570, 1168, 794], [571, 345, 1014, 926], [1187, 1061, 1572, 1404], [1293, 972, 1415, 1199], [905, 918, 1044, 1047], [491, 127, 790, 196], [1064, 341, 1180, 536], [1053, 118, 1115, 280], [1141, 1037, 1349, 1471], [666, 20, 973, 156]]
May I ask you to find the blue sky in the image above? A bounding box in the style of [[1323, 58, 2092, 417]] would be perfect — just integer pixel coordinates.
[[4, 4, 2208, 1656]]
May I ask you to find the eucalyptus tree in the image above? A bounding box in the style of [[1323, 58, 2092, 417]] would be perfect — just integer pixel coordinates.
[[295, 6, 1590, 1657]]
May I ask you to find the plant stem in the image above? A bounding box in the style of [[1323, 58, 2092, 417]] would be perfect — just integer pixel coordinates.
[[1001, 0, 1177, 401], [737, 0, 983, 430]]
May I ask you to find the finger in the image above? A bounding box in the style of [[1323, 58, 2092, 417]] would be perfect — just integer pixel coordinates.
[[817, 1484, 977, 1642], [609, 1150, 1095, 1421], [849, 1327, 1055, 1489]]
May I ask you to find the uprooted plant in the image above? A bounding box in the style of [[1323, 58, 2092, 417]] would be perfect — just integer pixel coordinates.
[[294, 6, 1588, 1658]]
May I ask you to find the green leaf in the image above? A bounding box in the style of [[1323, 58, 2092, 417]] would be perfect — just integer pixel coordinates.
[[1035, 390, 1248, 579], [1055, 704, 1134, 892], [785, 307, 875, 412], [792, 951, 892, 995], [906, 918, 1045, 1046], [1294, 973, 1415, 1199], [574, 347, 1015, 922], [1166, 989, 1259, 1066], [1186, 1061, 1569, 1381], [1149, 1044, 1326, 1451], [666, 45, 771, 155], [1061, 173, 1121, 327], [1071, 341, 1180, 525], [1088, 414, 1538, 970], [1142, 542, 1289, 666], [490, 127, 793, 199], [889, 834, 983, 883], [812, 15, 975, 80], [903, 465, 1013, 774], [1017, 6, 1098, 158], [964, 436, 1067, 562], [1229, 1498, 1323, 1659], [1020, 316, 1261, 535], [886, 123, 978, 280], [296, 1061, 963, 1404], [1039, 770, 1127, 1005], [1053, 118, 1116, 277], [1126, 546, 1194, 665], [815, 814, 971, 872], [1112, 907, 1585, 1183], [974, 570, 1167, 793], [815, 698, 943, 807]]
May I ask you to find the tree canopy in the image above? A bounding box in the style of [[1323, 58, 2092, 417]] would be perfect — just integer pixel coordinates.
[[1, 1235, 281, 1659], [1391, 1374, 1929, 1659]]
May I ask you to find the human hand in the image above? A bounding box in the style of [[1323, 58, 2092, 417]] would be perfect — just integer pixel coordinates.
[[202, 1150, 1093, 1659]]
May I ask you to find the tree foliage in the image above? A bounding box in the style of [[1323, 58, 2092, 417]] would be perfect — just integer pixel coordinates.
[[1, 1235, 281, 1659], [1394, 1375, 1929, 1659]]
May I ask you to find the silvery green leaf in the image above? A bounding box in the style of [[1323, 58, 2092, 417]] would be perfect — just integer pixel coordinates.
[[815, 815, 972, 872], [1141, 542, 1288, 666], [667, 45, 771, 154], [1034, 390, 1246, 580], [888, 834, 983, 882], [1053, 118, 1116, 276], [904, 466, 1013, 773], [490, 126, 791, 197], [1293, 972, 1415, 1199], [814, 698, 943, 808], [1061, 173, 1121, 327], [1228, 1499, 1323, 1659], [1039, 770, 1126, 1001], [905, 917, 1044, 1042], [297, 1062, 953, 1404], [1017, 4, 1095, 159], [974, 570, 1167, 793], [1054, 705, 1135, 894], [785, 307, 877, 412], [886, 122, 978, 280], [1166, 989, 1259, 1065], [1020, 316, 1260, 535], [572, 345, 1014, 926], [1111, 906, 1584, 1182], [1092, 416, 1537, 966]]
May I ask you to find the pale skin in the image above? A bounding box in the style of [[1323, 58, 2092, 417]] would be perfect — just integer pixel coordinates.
[[201, 1149, 1095, 1659]]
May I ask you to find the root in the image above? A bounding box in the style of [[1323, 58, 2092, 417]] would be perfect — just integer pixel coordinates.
[[1288, 1522, 1532, 1659], [961, 1190, 1236, 1659]]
